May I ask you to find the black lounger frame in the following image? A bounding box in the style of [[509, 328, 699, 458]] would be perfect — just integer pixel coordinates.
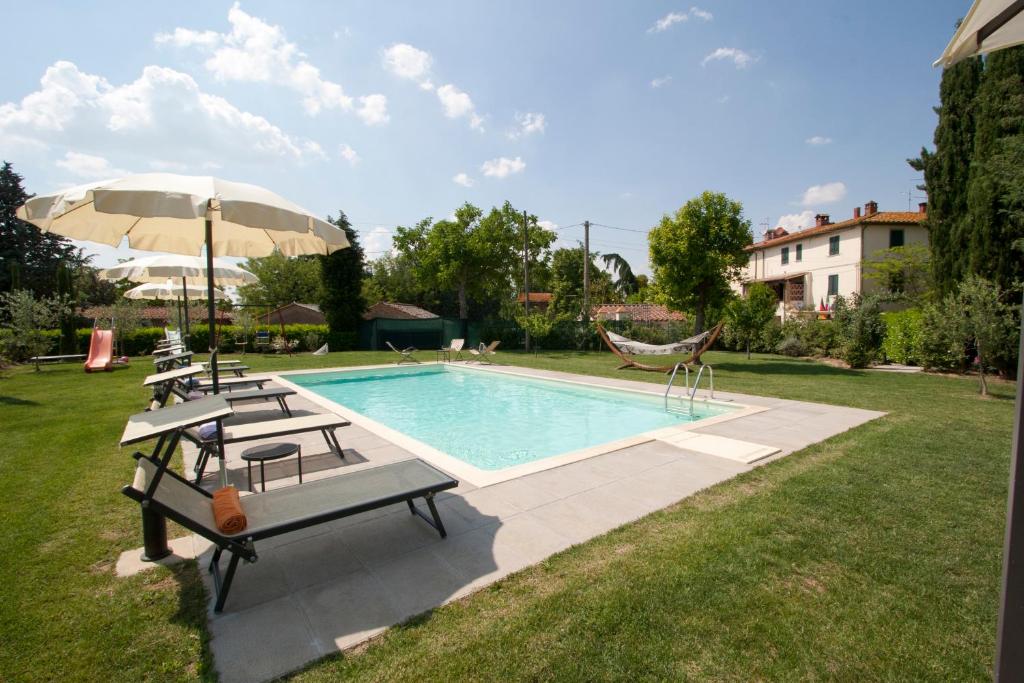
[[122, 453, 457, 612]]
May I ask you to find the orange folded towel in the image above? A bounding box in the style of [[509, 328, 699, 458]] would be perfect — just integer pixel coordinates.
[[212, 486, 247, 534]]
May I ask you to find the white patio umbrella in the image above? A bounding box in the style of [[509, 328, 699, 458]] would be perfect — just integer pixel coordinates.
[[100, 254, 256, 345], [123, 280, 228, 300], [934, 0, 1024, 67], [936, 3, 1024, 677], [17, 173, 349, 489]]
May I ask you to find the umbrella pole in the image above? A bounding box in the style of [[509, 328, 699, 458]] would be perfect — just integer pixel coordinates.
[[205, 208, 228, 487], [182, 275, 190, 350]]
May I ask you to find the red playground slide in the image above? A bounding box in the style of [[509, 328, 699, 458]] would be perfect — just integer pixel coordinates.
[[84, 329, 114, 373]]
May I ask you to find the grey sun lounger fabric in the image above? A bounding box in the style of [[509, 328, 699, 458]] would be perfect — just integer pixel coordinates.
[[124, 454, 458, 611]]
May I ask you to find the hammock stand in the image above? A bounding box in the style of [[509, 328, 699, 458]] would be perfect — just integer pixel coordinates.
[[595, 322, 723, 373]]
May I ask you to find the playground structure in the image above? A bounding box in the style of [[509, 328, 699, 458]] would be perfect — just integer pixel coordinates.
[[83, 328, 114, 373]]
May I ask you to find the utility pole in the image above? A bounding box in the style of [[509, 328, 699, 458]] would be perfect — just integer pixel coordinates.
[[583, 220, 590, 321], [523, 209, 530, 353]]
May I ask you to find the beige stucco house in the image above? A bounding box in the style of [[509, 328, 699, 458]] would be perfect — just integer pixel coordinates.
[[734, 200, 929, 319]]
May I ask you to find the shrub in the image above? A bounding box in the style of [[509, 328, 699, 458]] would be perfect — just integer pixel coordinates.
[[776, 336, 807, 357], [832, 294, 886, 368], [881, 309, 924, 365], [918, 302, 966, 371]]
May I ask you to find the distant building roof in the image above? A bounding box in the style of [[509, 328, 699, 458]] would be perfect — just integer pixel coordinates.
[[592, 303, 685, 323], [257, 302, 326, 325], [516, 292, 553, 304], [363, 301, 439, 320], [748, 203, 927, 252]]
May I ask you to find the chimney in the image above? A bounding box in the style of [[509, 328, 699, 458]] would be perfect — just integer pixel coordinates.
[[918, 202, 927, 214], [864, 200, 878, 216], [853, 206, 861, 219], [814, 213, 830, 227]]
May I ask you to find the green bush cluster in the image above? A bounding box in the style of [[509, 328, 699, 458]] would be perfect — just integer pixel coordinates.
[[881, 310, 924, 365], [832, 294, 887, 368]]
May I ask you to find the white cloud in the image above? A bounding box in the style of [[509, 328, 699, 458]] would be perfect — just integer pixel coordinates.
[[149, 159, 189, 172], [155, 2, 387, 123], [805, 135, 833, 145], [356, 94, 389, 126], [55, 151, 127, 179], [506, 111, 545, 139], [382, 43, 434, 90], [480, 156, 525, 179], [437, 84, 484, 130], [0, 61, 327, 168], [452, 172, 475, 187], [362, 226, 394, 257], [537, 220, 558, 230], [701, 47, 757, 69], [776, 210, 816, 231], [650, 75, 672, 89], [338, 143, 360, 166], [717, 95, 731, 104], [647, 7, 712, 33], [801, 181, 847, 206]]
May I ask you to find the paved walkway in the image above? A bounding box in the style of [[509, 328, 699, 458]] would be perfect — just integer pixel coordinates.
[[118, 364, 883, 683]]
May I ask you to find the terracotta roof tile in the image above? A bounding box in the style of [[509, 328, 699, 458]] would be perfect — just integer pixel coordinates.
[[363, 301, 439, 320], [592, 303, 685, 323], [746, 211, 926, 251], [516, 292, 553, 303]]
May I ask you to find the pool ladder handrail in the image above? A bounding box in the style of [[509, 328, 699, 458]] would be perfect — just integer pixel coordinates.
[[664, 361, 714, 414], [664, 362, 689, 410]]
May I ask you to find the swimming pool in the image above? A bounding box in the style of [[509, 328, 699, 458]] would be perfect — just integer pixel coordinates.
[[286, 365, 738, 477]]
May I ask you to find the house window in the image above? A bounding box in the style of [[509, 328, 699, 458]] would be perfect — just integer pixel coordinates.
[[827, 274, 839, 296], [795, 243, 802, 262], [829, 235, 840, 255], [781, 247, 789, 265], [890, 229, 905, 248]]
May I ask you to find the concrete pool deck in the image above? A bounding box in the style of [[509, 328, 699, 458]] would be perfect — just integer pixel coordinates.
[[116, 362, 884, 683]]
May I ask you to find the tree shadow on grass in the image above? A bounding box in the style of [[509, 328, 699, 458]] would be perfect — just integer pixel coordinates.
[[712, 357, 867, 378], [0, 395, 39, 406]]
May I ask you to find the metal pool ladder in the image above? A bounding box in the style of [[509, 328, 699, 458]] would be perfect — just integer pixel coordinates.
[[664, 361, 714, 415]]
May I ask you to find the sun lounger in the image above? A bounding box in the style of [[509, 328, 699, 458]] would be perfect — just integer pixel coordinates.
[[145, 369, 296, 414], [468, 340, 501, 364], [153, 350, 193, 372], [386, 340, 419, 364], [188, 412, 351, 483], [123, 454, 457, 611], [440, 338, 465, 362], [191, 376, 271, 393]]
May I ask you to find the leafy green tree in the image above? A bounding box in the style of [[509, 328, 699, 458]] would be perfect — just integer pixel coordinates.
[[237, 252, 323, 309], [601, 253, 638, 298], [966, 47, 1024, 293], [362, 252, 435, 308], [393, 202, 554, 321], [56, 263, 77, 354], [862, 243, 933, 303], [319, 211, 366, 348], [549, 246, 613, 318], [726, 283, 777, 359], [0, 289, 72, 366], [953, 275, 1019, 395], [0, 161, 85, 296], [648, 191, 752, 333]]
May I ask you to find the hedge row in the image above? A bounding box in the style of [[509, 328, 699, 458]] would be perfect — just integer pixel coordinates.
[[16, 324, 334, 357]]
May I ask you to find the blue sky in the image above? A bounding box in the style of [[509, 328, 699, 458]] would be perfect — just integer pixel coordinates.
[[0, 1, 970, 275]]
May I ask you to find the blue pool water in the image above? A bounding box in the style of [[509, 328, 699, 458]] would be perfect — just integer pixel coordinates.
[[290, 366, 736, 471]]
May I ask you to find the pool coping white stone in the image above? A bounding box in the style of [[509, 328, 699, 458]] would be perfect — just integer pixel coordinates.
[[272, 361, 770, 487]]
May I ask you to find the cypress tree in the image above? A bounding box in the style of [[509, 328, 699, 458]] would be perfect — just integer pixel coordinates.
[[967, 46, 1024, 292], [909, 55, 981, 295], [319, 211, 366, 350]]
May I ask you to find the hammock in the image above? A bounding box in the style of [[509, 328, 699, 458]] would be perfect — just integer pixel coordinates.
[[596, 322, 723, 373]]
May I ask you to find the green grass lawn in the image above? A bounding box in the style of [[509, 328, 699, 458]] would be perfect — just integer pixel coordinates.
[[0, 350, 1015, 681]]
